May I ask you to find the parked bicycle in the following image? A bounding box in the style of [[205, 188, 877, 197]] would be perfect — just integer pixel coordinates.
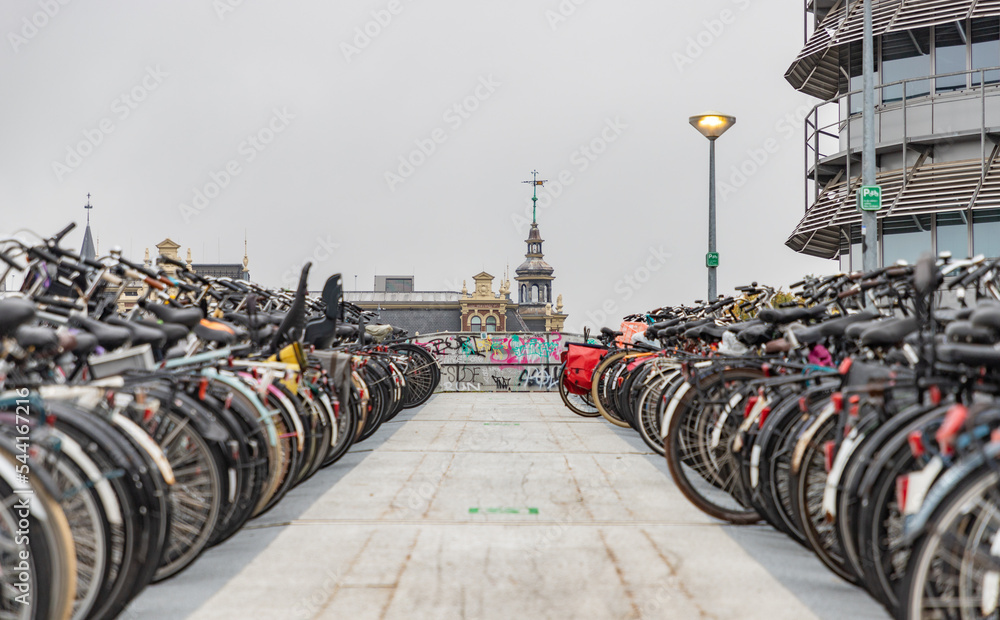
[[558, 252, 1000, 619], [0, 222, 440, 620]]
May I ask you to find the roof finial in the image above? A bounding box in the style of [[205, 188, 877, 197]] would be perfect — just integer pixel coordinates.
[[84, 193, 93, 225], [522, 170, 547, 225], [242, 230, 249, 272]]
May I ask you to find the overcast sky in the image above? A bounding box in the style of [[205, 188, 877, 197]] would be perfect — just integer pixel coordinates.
[[0, 0, 834, 331]]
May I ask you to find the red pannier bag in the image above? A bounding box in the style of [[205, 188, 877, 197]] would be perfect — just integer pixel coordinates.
[[563, 342, 608, 395]]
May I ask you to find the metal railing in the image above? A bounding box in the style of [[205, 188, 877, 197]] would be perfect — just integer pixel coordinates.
[[803, 66, 1000, 212]]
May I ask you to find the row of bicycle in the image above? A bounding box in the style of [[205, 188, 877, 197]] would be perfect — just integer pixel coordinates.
[[0, 223, 441, 620], [560, 253, 1000, 619]]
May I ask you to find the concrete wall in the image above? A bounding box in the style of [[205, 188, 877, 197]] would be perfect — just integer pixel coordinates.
[[413, 332, 586, 392], [376, 308, 461, 335]]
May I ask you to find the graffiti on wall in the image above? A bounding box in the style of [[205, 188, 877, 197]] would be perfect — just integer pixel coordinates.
[[413, 332, 582, 393], [417, 333, 563, 364]]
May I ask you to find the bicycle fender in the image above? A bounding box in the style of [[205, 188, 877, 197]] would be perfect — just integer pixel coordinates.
[[902, 444, 998, 545]]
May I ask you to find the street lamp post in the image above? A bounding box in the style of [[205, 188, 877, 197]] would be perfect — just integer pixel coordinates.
[[689, 112, 736, 300], [861, 0, 878, 272]]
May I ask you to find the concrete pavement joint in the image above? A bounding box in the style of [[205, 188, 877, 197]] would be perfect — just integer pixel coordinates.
[[377, 452, 429, 519], [377, 449, 659, 455], [242, 519, 727, 529], [308, 530, 377, 619], [376, 531, 420, 618], [639, 528, 714, 619], [597, 529, 642, 619]]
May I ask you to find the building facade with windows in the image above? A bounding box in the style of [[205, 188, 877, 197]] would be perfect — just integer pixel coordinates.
[[785, 0, 1000, 268], [344, 211, 568, 335], [116, 238, 251, 310], [461, 271, 514, 332]]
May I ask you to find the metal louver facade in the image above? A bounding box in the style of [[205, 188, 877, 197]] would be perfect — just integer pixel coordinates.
[[788, 0, 1000, 99], [787, 153, 1000, 257], [785, 0, 1000, 265]]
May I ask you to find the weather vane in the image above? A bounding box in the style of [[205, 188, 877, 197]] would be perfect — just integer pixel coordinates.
[[84, 193, 93, 224], [521, 170, 547, 224]]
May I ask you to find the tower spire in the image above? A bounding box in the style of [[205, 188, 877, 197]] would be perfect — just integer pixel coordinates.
[[522, 170, 547, 224], [242, 229, 249, 273], [80, 193, 97, 261]]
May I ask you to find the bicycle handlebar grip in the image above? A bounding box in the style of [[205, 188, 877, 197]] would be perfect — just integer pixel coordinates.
[[27, 246, 60, 264], [51, 222, 76, 243], [34, 295, 79, 310], [49, 245, 104, 269], [859, 277, 886, 291], [955, 258, 999, 288], [100, 271, 123, 286], [157, 255, 192, 272], [124, 268, 166, 291], [118, 256, 161, 279], [0, 250, 19, 268], [837, 287, 861, 299], [170, 279, 199, 293], [27, 246, 87, 274]]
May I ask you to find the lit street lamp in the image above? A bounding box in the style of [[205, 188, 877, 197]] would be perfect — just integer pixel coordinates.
[[689, 112, 736, 300]]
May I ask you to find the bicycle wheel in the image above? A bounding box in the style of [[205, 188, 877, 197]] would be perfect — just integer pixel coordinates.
[[663, 369, 763, 524], [558, 369, 600, 417], [351, 371, 371, 443], [900, 461, 1000, 619], [320, 385, 358, 467], [391, 344, 439, 408], [356, 363, 389, 443], [36, 433, 110, 620], [635, 364, 682, 456], [788, 411, 859, 584], [0, 438, 77, 620], [40, 399, 169, 617], [854, 407, 945, 613], [756, 382, 836, 547], [381, 361, 407, 423], [590, 351, 631, 428], [150, 406, 224, 581]]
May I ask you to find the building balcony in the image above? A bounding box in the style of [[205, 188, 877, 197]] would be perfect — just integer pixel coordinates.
[[805, 67, 1000, 189]]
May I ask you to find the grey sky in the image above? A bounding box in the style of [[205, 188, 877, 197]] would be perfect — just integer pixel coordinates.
[[0, 0, 832, 331]]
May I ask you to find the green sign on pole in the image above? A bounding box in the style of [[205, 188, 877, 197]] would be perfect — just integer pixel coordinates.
[[858, 185, 882, 211], [706, 252, 719, 268]]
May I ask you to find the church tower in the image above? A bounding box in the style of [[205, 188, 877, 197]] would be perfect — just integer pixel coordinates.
[[514, 171, 566, 332]]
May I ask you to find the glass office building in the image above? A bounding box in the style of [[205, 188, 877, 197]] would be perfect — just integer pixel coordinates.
[[784, 0, 1000, 269]]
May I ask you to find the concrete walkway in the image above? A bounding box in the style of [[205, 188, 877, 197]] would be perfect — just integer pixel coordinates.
[[124, 393, 888, 620]]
